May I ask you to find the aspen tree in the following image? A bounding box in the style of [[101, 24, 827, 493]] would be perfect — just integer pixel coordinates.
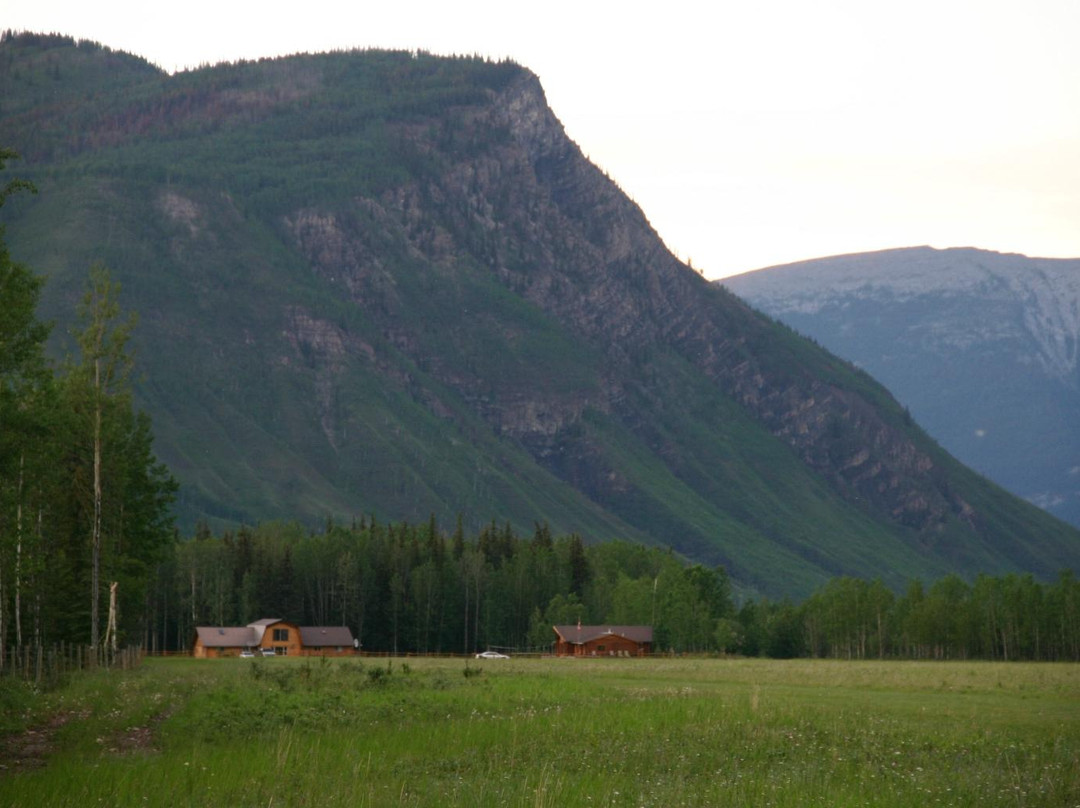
[[74, 265, 136, 649]]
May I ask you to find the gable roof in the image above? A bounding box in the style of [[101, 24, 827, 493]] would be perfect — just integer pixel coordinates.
[[299, 626, 355, 647], [195, 619, 307, 648], [552, 625, 653, 645], [195, 626, 259, 648]]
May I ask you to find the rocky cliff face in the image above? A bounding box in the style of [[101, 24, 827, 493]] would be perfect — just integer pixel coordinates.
[[725, 247, 1080, 527], [381, 74, 969, 534]]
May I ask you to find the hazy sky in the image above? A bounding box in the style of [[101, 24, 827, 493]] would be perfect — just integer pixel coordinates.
[[7, 0, 1080, 278]]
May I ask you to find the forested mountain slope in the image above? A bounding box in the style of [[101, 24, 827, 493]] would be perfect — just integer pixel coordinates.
[[725, 247, 1080, 529], [2, 33, 1078, 597]]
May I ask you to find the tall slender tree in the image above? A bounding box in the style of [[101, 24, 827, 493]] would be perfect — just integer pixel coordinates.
[[71, 265, 137, 649]]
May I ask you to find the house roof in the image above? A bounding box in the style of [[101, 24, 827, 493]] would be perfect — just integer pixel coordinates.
[[195, 619, 333, 649], [299, 626, 355, 647], [195, 626, 259, 648], [552, 625, 653, 645]]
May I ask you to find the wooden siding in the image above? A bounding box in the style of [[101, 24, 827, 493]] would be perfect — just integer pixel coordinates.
[[555, 635, 651, 657], [193, 642, 248, 659], [259, 621, 302, 656], [296, 645, 354, 657]]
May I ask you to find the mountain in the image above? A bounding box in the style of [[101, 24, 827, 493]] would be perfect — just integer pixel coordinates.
[[2, 33, 1078, 597], [724, 247, 1080, 528]]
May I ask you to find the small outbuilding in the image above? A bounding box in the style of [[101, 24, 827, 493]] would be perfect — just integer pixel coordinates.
[[552, 624, 653, 657], [193, 618, 355, 658]]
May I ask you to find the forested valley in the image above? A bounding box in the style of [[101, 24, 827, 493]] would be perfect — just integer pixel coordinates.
[[2, 143, 1078, 667]]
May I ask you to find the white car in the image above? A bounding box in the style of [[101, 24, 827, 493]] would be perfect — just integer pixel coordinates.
[[475, 650, 509, 659], [239, 649, 255, 658]]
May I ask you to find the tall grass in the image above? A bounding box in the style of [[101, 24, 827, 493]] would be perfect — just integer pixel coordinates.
[[1, 657, 1076, 806]]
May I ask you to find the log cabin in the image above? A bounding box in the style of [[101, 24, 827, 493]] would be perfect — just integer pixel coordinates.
[[552, 625, 652, 657]]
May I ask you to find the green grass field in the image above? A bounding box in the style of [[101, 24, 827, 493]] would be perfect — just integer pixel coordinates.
[[1, 656, 1077, 806]]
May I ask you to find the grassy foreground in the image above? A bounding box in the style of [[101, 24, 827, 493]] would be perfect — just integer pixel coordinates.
[[0, 656, 1076, 807]]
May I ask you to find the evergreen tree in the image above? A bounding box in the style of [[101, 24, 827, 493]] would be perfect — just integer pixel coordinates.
[[531, 521, 553, 550], [565, 534, 591, 597], [0, 150, 48, 656]]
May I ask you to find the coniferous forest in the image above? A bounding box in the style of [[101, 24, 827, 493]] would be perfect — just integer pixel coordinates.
[[161, 517, 1080, 661]]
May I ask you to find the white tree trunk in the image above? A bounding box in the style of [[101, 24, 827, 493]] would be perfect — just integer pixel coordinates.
[[15, 451, 24, 648], [104, 581, 118, 654], [91, 356, 103, 649]]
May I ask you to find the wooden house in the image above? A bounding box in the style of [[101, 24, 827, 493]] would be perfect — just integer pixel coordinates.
[[193, 618, 355, 658], [552, 625, 653, 657]]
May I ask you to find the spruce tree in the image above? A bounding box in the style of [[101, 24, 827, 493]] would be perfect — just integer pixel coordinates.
[[0, 149, 48, 658]]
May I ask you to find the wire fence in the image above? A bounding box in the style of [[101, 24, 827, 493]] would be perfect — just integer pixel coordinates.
[[1, 643, 142, 688]]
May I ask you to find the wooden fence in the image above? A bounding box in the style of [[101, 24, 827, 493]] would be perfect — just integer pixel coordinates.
[[1, 643, 142, 687]]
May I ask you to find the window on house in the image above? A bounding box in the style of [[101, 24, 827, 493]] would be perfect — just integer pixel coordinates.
[[273, 628, 288, 642]]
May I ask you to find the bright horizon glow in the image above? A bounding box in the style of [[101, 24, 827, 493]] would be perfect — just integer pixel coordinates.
[[6, 0, 1080, 279]]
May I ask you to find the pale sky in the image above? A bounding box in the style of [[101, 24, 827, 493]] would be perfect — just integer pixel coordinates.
[[6, 0, 1080, 278]]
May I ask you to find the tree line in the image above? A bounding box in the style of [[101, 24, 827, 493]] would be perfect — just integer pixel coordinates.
[[152, 517, 1080, 662], [151, 518, 735, 656], [0, 149, 176, 659]]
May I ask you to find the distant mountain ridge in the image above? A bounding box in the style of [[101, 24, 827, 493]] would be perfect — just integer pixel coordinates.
[[724, 246, 1080, 527], [2, 33, 1078, 596]]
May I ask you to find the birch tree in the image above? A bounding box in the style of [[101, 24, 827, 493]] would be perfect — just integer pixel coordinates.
[[72, 264, 136, 649]]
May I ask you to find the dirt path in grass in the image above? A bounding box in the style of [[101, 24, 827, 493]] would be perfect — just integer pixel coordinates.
[[103, 712, 167, 756], [0, 709, 88, 775], [0, 707, 167, 775]]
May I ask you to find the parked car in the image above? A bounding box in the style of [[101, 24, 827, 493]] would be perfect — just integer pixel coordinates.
[[240, 649, 255, 658], [475, 650, 509, 659], [261, 648, 277, 657]]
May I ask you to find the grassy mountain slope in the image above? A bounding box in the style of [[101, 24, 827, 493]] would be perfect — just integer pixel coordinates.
[[2, 33, 1078, 597]]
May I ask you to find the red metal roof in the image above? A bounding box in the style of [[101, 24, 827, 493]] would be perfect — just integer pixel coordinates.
[[552, 625, 653, 645]]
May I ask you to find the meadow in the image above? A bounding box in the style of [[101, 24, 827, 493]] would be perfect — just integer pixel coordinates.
[[0, 655, 1076, 807]]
